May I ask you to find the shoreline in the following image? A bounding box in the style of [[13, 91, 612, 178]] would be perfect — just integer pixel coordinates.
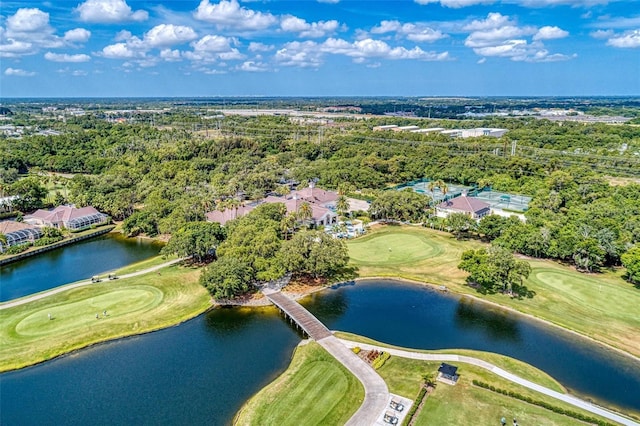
[[219, 275, 640, 365], [4, 272, 639, 375]]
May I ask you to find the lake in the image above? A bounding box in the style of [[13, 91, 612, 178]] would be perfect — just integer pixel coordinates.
[[1, 280, 638, 425], [0, 233, 162, 302]]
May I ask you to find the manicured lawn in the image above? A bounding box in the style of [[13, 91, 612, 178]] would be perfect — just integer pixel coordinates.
[[234, 342, 363, 426], [337, 333, 632, 424], [113, 254, 176, 275], [0, 264, 210, 372], [348, 225, 482, 286], [347, 226, 640, 358]]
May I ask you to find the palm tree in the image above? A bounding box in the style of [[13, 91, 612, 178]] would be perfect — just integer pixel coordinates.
[[280, 213, 297, 240], [336, 195, 350, 217], [297, 201, 313, 227], [427, 180, 436, 193]]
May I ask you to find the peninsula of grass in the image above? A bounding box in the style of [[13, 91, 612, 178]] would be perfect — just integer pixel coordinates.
[[339, 333, 636, 424], [347, 226, 640, 359], [0, 263, 210, 372], [234, 342, 364, 426]]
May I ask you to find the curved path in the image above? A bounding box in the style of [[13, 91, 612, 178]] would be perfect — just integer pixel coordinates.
[[264, 290, 390, 425], [0, 258, 185, 310], [339, 339, 640, 426]]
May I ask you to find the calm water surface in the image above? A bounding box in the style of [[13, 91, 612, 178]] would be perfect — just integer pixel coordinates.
[[0, 233, 161, 302], [1, 280, 638, 425]]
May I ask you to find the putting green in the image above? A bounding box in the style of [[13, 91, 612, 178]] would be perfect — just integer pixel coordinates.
[[349, 232, 443, 265], [15, 287, 163, 337]]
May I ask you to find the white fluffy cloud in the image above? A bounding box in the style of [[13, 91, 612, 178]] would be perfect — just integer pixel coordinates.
[[275, 37, 449, 68], [101, 43, 141, 59], [1, 8, 65, 57], [464, 13, 573, 62], [280, 16, 341, 38], [191, 35, 235, 53], [194, 0, 277, 31], [533, 26, 569, 40], [248, 42, 274, 52], [239, 61, 268, 72], [371, 20, 447, 42], [144, 24, 198, 48], [275, 41, 324, 67], [4, 67, 36, 77], [64, 28, 92, 43], [44, 52, 92, 62], [606, 29, 640, 48], [99, 24, 198, 63], [76, 0, 148, 23], [6, 8, 51, 33]]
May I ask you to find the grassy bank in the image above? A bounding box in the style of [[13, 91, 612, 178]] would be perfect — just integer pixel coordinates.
[[234, 342, 364, 426], [236, 332, 628, 426], [347, 226, 640, 358], [342, 333, 639, 423], [0, 263, 210, 372]]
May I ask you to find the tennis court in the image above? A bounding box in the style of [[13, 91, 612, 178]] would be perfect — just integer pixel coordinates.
[[396, 179, 474, 203], [469, 190, 531, 212]]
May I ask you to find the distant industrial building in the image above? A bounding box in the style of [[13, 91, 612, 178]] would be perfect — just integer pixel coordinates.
[[373, 125, 507, 138]]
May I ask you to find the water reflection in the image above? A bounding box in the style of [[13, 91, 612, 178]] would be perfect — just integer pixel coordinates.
[[454, 297, 521, 342]]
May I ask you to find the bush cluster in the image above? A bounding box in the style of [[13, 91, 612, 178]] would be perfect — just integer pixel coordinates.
[[3, 243, 30, 255], [371, 351, 390, 370], [352, 347, 361, 354], [33, 236, 64, 246], [471, 380, 616, 426]]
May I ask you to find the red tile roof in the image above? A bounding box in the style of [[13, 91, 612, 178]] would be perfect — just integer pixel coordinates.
[[205, 205, 255, 225], [437, 196, 490, 214]]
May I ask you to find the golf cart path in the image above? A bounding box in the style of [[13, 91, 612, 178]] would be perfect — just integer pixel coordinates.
[[339, 339, 639, 426], [0, 258, 184, 310]]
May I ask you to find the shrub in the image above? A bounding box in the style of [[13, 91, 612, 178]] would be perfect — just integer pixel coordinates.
[[33, 236, 64, 246], [352, 347, 361, 354], [4, 243, 31, 255], [371, 351, 390, 369]]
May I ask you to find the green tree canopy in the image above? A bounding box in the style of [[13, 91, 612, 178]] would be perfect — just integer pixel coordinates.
[[458, 245, 532, 295], [161, 221, 226, 262], [199, 256, 253, 299], [9, 177, 47, 212], [621, 246, 640, 285], [280, 231, 348, 279]]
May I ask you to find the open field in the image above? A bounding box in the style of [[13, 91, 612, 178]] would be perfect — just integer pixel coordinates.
[[0, 264, 210, 372], [234, 342, 363, 426], [347, 226, 640, 359]]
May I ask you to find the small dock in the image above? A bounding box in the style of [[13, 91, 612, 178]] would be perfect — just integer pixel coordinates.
[[264, 290, 332, 340]]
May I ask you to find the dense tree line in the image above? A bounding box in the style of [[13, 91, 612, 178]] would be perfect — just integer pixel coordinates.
[[2, 112, 640, 284]]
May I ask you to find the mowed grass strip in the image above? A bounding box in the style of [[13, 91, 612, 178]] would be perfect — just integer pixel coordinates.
[[347, 226, 640, 358], [234, 342, 364, 426], [0, 264, 210, 372]]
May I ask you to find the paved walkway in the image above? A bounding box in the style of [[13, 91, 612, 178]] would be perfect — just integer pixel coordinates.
[[0, 258, 185, 310], [264, 290, 390, 425], [339, 339, 640, 426]]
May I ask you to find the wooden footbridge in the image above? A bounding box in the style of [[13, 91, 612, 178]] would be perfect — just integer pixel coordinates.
[[264, 290, 332, 340], [263, 289, 390, 425]]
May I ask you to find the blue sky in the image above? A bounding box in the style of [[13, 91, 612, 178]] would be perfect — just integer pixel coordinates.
[[1, 0, 639, 97]]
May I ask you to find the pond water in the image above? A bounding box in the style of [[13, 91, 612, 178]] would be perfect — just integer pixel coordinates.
[[1, 280, 638, 425], [0, 233, 162, 302]]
